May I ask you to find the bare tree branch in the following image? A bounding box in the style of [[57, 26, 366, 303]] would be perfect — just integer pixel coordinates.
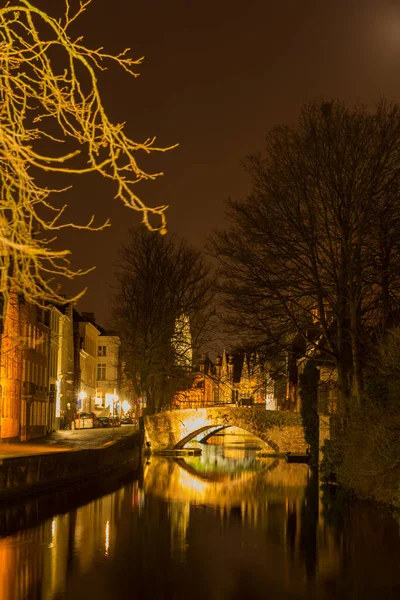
[[0, 0, 175, 308]]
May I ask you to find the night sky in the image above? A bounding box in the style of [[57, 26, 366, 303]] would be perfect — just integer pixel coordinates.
[[37, 0, 400, 326]]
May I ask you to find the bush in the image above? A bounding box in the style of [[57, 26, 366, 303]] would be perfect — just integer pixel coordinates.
[[340, 407, 400, 507], [321, 405, 400, 507], [320, 329, 400, 507], [320, 438, 344, 484]]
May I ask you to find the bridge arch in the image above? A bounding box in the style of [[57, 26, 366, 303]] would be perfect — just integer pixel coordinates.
[[144, 407, 312, 455], [176, 425, 222, 449], [196, 425, 230, 444], [175, 423, 279, 452]]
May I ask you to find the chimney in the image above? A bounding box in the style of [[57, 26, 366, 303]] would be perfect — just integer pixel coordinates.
[[227, 353, 234, 382], [82, 312, 96, 325], [215, 354, 222, 378]]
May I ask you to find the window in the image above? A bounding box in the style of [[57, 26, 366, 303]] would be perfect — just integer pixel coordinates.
[[97, 364, 106, 380], [98, 345, 107, 357]]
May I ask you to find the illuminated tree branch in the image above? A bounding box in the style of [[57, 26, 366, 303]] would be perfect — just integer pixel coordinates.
[[0, 0, 174, 307]]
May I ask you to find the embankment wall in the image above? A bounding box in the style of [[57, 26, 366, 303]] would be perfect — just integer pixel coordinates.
[[0, 431, 143, 501]]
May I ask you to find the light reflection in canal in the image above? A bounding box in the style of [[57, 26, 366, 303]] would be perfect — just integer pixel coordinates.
[[0, 439, 399, 600]]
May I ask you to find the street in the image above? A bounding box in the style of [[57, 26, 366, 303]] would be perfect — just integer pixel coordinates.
[[0, 425, 138, 459]]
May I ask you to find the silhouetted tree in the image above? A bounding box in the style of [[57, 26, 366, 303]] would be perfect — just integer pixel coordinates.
[[0, 0, 172, 315], [211, 100, 400, 413], [112, 229, 215, 414]]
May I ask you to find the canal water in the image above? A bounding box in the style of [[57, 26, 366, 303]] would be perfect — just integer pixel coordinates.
[[0, 430, 399, 600]]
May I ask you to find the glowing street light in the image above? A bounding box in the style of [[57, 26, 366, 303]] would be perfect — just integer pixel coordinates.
[[122, 400, 131, 414], [112, 393, 119, 417]]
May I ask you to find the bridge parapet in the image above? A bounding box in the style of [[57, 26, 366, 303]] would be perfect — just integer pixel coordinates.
[[144, 407, 310, 454]]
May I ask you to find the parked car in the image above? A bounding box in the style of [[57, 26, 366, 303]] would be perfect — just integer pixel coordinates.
[[97, 416, 112, 428], [120, 416, 134, 425], [75, 412, 93, 429], [111, 417, 122, 427]]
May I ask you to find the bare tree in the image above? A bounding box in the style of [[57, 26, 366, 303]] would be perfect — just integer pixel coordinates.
[[112, 228, 215, 414], [0, 0, 173, 313], [211, 101, 400, 413]]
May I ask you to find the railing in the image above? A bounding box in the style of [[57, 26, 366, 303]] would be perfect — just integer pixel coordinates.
[[172, 401, 269, 410]]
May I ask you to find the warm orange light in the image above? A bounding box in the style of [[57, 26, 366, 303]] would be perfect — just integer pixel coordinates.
[[105, 521, 110, 557]]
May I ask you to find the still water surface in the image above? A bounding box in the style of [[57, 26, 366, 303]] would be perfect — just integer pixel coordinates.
[[0, 432, 399, 600]]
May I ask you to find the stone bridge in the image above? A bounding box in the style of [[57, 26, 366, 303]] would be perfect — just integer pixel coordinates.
[[144, 406, 330, 455]]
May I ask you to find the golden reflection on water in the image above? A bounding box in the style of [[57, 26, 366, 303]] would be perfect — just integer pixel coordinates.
[[144, 455, 309, 508], [105, 520, 110, 557], [144, 450, 311, 563], [0, 481, 143, 600], [0, 440, 399, 600], [0, 448, 312, 599]]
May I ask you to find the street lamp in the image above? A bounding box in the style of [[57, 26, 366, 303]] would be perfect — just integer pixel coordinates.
[[76, 391, 87, 430], [122, 400, 131, 414], [111, 393, 119, 440], [112, 393, 119, 417]]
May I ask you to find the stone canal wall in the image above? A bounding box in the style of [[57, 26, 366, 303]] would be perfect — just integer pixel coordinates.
[[0, 431, 143, 501]]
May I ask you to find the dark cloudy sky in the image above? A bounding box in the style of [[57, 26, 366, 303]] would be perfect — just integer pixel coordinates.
[[37, 0, 400, 325]]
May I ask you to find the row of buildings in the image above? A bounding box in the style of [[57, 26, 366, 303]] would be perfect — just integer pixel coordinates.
[[174, 351, 272, 409], [174, 348, 337, 415], [0, 294, 130, 442]]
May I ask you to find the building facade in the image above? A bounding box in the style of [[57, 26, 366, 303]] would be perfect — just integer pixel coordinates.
[[48, 306, 62, 432], [95, 330, 121, 414], [1, 295, 77, 440], [1, 299, 134, 440], [73, 311, 99, 414], [0, 292, 23, 441], [55, 304, 74, 430], [20, 303, 50, 440], [174, 350, 275, 410]]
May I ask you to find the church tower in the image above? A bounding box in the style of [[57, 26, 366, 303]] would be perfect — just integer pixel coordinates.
[[172, 314, 192, 368]]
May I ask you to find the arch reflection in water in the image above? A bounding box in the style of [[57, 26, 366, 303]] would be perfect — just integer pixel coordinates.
[[0, 445, 399, 599], [144, 446, 309, 562]]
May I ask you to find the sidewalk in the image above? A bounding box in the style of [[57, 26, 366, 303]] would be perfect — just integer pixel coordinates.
[[0, 425, 138, 459], [0, 427, 143, 501]]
